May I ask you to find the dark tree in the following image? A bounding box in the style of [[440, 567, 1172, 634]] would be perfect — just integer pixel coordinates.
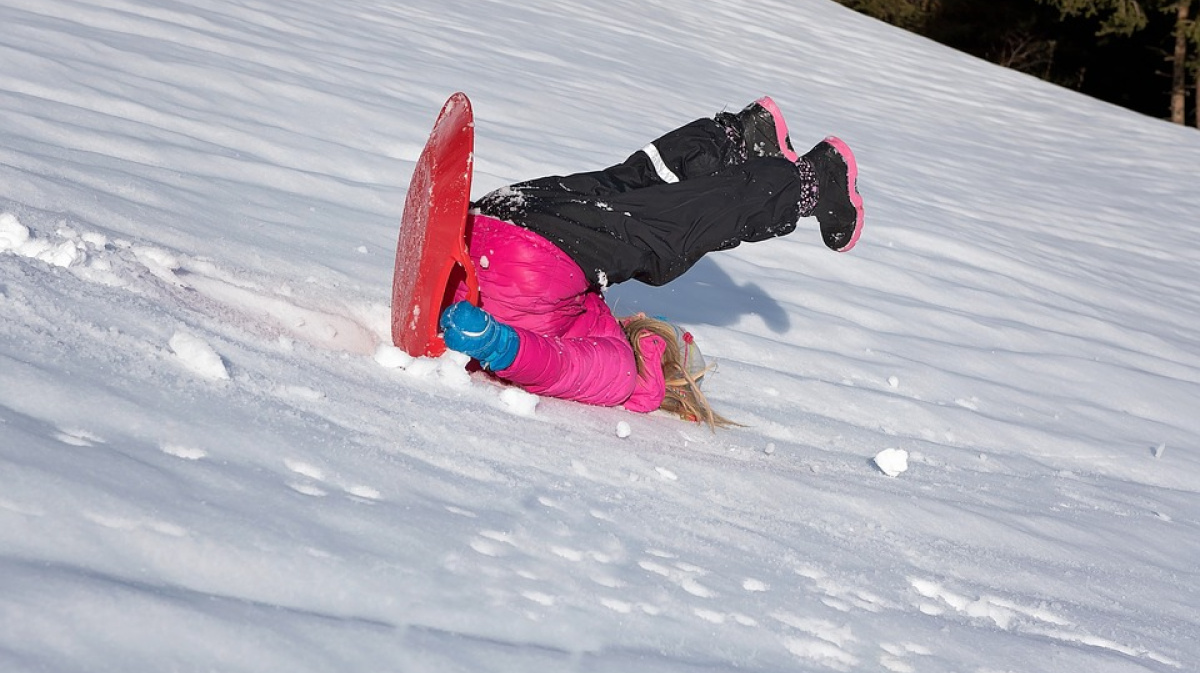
[[835, 0, 1200, 127]]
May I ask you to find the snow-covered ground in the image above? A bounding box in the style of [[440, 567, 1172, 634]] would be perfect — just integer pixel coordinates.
[[2, 0, 1198, 671]]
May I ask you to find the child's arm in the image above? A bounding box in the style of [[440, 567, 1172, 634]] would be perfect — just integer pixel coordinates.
[[441, 300, 644, 408], [497, 326, 639, 408]]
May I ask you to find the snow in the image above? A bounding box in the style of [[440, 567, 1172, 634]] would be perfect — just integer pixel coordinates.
[[872, 448, 909, 477], [616, 421, 633, 438], [169, 331, 231, 381], [372, 343, 414, 369], [499, 386, 540, 417], [1, 0, 1198, 671]]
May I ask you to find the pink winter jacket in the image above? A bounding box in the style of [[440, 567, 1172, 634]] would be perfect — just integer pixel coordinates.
[[452, 215, 667, 412]]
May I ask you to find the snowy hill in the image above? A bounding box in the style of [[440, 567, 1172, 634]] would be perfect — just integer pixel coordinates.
[[1, 0, 1198, 671]]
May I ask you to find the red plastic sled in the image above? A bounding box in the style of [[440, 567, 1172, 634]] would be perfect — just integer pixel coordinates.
[[391, 92, 479, 357]]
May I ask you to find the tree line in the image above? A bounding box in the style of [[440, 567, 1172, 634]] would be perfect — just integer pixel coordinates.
[[835, 0, 1200, 128]]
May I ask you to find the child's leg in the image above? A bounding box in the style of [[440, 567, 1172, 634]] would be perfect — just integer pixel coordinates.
[[472, 99, 823, 286], [512, 157, 819, 286], [475, 116, 745, 221]]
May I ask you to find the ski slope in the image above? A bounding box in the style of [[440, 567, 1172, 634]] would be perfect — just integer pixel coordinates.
[[1, 0, 1198, 671]]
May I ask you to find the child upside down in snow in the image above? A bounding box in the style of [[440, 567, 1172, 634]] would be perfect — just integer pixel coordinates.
[[439, 97, 864, 427]]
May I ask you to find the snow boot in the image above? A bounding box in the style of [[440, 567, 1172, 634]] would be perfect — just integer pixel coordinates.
[[723, 96, 799, 163], [802, 137, 863, 252]]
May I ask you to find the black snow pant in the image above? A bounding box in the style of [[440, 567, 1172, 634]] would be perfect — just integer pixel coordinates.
[[474, 116, 816, 287]]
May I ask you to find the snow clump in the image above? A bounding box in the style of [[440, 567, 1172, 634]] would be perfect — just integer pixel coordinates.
[[169, 331, 230, 380], [873, 448, 909, 477]]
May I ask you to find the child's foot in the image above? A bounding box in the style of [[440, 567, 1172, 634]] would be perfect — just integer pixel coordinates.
[[727, 96, 799, 163], [801, 137, 863, 252]]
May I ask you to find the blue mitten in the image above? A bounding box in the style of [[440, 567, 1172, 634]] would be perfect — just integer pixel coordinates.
[[439, 301, 519, 370]]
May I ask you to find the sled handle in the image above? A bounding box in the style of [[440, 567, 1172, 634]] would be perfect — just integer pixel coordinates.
[[456, 243, 481, 307]]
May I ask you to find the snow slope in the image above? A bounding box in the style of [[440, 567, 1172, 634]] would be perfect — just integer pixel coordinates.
[[1, 0, 1198, 671]]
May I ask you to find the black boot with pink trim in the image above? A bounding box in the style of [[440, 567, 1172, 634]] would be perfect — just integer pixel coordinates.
[[720, 96, 799, 163], [801, 137, 864, 252]]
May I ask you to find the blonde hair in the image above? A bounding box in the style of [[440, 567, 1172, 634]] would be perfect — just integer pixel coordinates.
[[621, 315, 739, 430]]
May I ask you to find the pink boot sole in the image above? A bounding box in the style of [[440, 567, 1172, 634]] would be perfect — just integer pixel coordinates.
[[754, 96, 800, 163], [821, 136, 864, 252]]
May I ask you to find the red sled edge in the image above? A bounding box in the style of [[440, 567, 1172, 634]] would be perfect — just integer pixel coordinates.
[[391, 92, 479, 358]]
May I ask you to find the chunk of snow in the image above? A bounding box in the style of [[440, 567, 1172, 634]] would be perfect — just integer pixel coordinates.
[[874, 448, 909, 477], [403, 357, 441, 378], [134, 246, 180, 272], [0, 213, 31, 252], [161, 443, 207, 460], [437, 351, 472, 388], [743, 578, 769, 592], [0, 215, 83, 268], [169, 331, 229, 380], [500, 387, 539, 417], [81, 231, 109, 248], [616, 421, 632, 438], [273, 385, 325, 401], [373, 344, 413, 369], [346, 485, 381, 500]]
